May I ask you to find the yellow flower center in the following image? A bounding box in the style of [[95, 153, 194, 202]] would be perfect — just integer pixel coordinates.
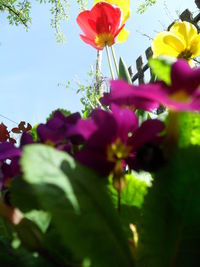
[[107, 138, 132, 162], [95, 33, 115, 49], [171, 91, 190, 103], [178, 49, 193, 60], [45, 140, 55, 146]]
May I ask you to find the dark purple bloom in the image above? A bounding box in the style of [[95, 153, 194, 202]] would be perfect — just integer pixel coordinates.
[[37, 111, 92, 146], [20, 132, 34, 146], [65, 119, 97, 144], [0, 143, 21, 161], [75, 105, 165, 175], [100, 59, 200, 112], [37, 118, 66, 145], [0, 157, 21, 190]]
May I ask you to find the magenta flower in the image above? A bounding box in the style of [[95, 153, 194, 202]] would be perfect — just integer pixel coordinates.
[[75, 105, 164, 175], [100, 59, 200, 112], [0, 133, 33, 190], [100, 81, 160, 111]]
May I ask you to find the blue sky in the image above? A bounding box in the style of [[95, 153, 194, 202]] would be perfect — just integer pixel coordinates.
[[0, 0, 198, 129]]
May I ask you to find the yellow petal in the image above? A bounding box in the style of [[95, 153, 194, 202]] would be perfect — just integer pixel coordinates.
[[152, 32, 183, 58], [170, 21, 198, 48], [190, 34, 200, 57], [117, 28, 129, 42], [93, 0, 130, 23], [163, 34, 185, 52]]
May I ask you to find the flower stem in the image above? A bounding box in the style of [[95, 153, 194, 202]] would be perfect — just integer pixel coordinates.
[[111, 46, 119, 76], [105, 45, 115, 79]]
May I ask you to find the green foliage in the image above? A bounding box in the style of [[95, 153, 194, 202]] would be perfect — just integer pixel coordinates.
[[108, 174, 149, 209], [76, 0, 87, 11], [0, 0, 31, 27], [0, 237, 50, 267], [136, 112, 200, 266], [0, 0, 88, 42], [178, 112, 200, 147], [119, 57, 132, 84], [30, 124, 38, 141], [24, 210, 51, 233], [148, 57, 175, 85], [136, 146, 200, 267], [76, 67, 102, 117], [10, 144, 135, 267], [137, 0, 157, 14], [108, 174, 149, 240]]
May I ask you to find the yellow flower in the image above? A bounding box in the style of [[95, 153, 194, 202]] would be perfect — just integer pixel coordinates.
[[152, 21, 200, 66], [93, 0, 130, 42]]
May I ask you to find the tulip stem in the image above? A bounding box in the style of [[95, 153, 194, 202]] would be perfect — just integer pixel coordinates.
[[105, 45, 115, 79], [111, 46, 119, 76]]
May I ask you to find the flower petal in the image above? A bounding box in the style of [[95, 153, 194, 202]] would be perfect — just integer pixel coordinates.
[[93, 0, 130, 23], [66, 119, 98, 144], [171, 59, 200, 93], [111, 104, 138, 143], [190, 34, 200, 57], [0, 143, 21, 161], [89, 109, 118, 147], [80, 34, 100, 49], [152, 32, 184, 57], [116, 27, 129, 42], [132, 119, 165, 150], [100, 79, 159, 111], [170, 21, 198, 47]]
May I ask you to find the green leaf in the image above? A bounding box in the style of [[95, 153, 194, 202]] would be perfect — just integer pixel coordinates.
[[119, 57, 132, 84], [136, 146, 200, 267], [24, 210, 51, 233], [108, 174, 148, 239], [120, 205, 140, 239], [108, 174, 149, 209], [148, 57, 175, 85], [178, 112, 200, 147], [0, 235, 55, 267], [11, 144, 134, 267]]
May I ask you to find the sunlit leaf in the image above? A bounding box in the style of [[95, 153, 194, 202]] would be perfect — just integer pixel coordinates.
[[11, 144, 135, 267]]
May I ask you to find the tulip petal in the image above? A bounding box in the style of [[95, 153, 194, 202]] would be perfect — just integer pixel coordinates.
[[93, 0, 130, 23], [76, 10, 97, 39], [80, 34, 100, 49], [117, 27, 129, 42]]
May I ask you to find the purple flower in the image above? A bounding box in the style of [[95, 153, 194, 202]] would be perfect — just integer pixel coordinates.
[[75, 105, 164, 175], [0, 143, 21, 161], [100, 80, 159, 111], [37, 111, 95, 147], [0, 158, 21, 190], [100, 59, 200, 112]]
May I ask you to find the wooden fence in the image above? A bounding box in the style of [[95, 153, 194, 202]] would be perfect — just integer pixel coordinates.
[[131, 8, 200, 84]]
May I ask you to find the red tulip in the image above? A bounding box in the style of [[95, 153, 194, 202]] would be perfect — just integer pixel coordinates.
[[76, 2, 124, 50]]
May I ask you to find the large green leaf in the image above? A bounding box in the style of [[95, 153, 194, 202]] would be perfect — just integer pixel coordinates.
[[11, 144, 134, 267], [0, 234, 55, 267], [148, 57, 175, 85], [136, 146, 200, 267]]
